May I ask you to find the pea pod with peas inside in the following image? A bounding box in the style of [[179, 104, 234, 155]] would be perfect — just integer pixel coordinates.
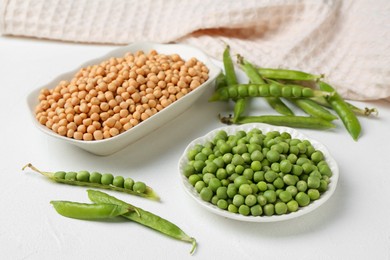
[[209, 83, 331, 102], [237, 55, 294, 116], [22, 163, 160, 201]]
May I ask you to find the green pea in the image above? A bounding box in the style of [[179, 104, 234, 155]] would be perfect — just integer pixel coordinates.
[[319, 164, 332, 177], [257, 181, 267, 192], [211, 195, 219, 205], [101, 173, 114, 185], [217, 199, 228, 210], [124, 178, 134, 190], [245, 194, 257, 207], [305, 145, 315, 157], [187, 149, 198, 160], [295, 192, 310, 207], [271, 162, 280, 172], [287, 200, 299, 212], [204, 162, 218, 174], [292, 86, 302, 97], [283, 174, 297, 186], [267, 183, 276, 191], [54, 171, 66, 179], [227, 184, 238, 198], [302, 163, 315, 174], [292, 165, 303, 176], [200, 187, 213, 202], [209, 178, 222, 192], [318, 180, 328, 192], [133, 182, 146, 193], [279, 191, 292, 203], [228, 204, 238, 213], [234, 176, 248, 188], [251, 161, 262, 171], [194, 180, 206, 193], [219, 143, 232, 155], [239, 184, 252, 196], [263, 190, 277, 203], [216, 168, 228, 180], [263, 204, 275, 216], [266, 150, 280, 163], [286, 185, 298, 197], [247, 143, 261, 154], [221, 179, 230, 187], [194, 152, 208, 161], [188, 174, 201, 186], [310, 170, 322, 179], [235, 165, 245, 174], [76, 171, 89, 182], [233, 143, 248, 154], [259, 84, 270, 96], [275, 202, 288, 215], [279, 160, 292, 173], [248, 84, 259, 96], [238, 205, 250, 216], [233, 194, 245, 207], [202, 173, 215, 185], [90, 172, 102, 184], [183, 164, 196, 177], [308, 189, 320, 200], [289, 145, 299, 155], [287, 154, 298, 164], [257, 195, 267, 206], [264, 170, 277, 182], [243, 168, 254, 180], [113, 176, 125, 188], [193, 160, 206, 172], [250, 205, 263, 216], [273, 177, 284, 189], [242, 153, 251, 164], [250, 150, 264, 161], [225, 163, 236, 175], [232, 154, 245, 165], [65, 171, 77, 181], [296, 180, 308, 192], [213, 157, 225, 169], [216, 186, 228, 199], [302, 87, 314, 97], [307, 176, 321, 189], [222, 153, 233, 164], [253, 171, 265, 182]]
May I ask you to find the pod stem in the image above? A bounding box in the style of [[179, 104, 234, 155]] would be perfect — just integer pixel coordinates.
[[22, 163, 53, 178], [190, 238, 197, 255]]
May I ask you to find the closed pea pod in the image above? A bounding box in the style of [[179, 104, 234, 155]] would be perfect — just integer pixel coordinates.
[[50, 201, 132, 220], [256, 67, 323, 81], [289, 98, 338, 121], [318, 81, 361, 140], [87, 189, 197, 254], [22, 163, 160, 200]]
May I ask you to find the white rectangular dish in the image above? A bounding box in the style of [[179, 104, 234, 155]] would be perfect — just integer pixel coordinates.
[[26, 42, 221, 156]]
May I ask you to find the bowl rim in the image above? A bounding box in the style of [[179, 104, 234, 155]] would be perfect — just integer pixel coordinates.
[[178, 123, 339, 222], [27, 42, 221, 148]]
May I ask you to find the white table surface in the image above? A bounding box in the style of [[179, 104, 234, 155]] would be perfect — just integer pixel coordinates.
[[1, 35, 390, 260]]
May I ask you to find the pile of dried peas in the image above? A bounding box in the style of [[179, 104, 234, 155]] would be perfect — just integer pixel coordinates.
[[35, 50, 209, 141]]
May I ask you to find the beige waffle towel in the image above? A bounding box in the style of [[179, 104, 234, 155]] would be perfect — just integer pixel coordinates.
[[1, 0, 390, 101]]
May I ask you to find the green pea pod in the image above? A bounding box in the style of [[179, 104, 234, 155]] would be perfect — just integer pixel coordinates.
[[238, 56, 294, 116], [209, 84, 328, 101], [310, 96, 378, 117], [317, 81, 361, 141], [87, 189, 197, 255], [50, 201, 131, 220], [222, 45, 238, 86], [257, 67, 323, 81], [233, 115, 335, 129], [289, 98, 338, 121], [22, 163, 160, 201]]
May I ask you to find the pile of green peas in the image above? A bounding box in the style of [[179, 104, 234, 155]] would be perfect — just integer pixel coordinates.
[[183, 128, 332, 217]]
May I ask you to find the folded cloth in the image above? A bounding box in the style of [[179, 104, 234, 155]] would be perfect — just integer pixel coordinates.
[[1, 0, 390, 101]]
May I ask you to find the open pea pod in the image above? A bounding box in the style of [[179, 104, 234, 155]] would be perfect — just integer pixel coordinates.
[[22, 163, 160, 201]]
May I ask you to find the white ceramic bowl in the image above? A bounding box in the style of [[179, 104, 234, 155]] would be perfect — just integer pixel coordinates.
[[27, 42, 221, 156], [179, 123, 339, 222]]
